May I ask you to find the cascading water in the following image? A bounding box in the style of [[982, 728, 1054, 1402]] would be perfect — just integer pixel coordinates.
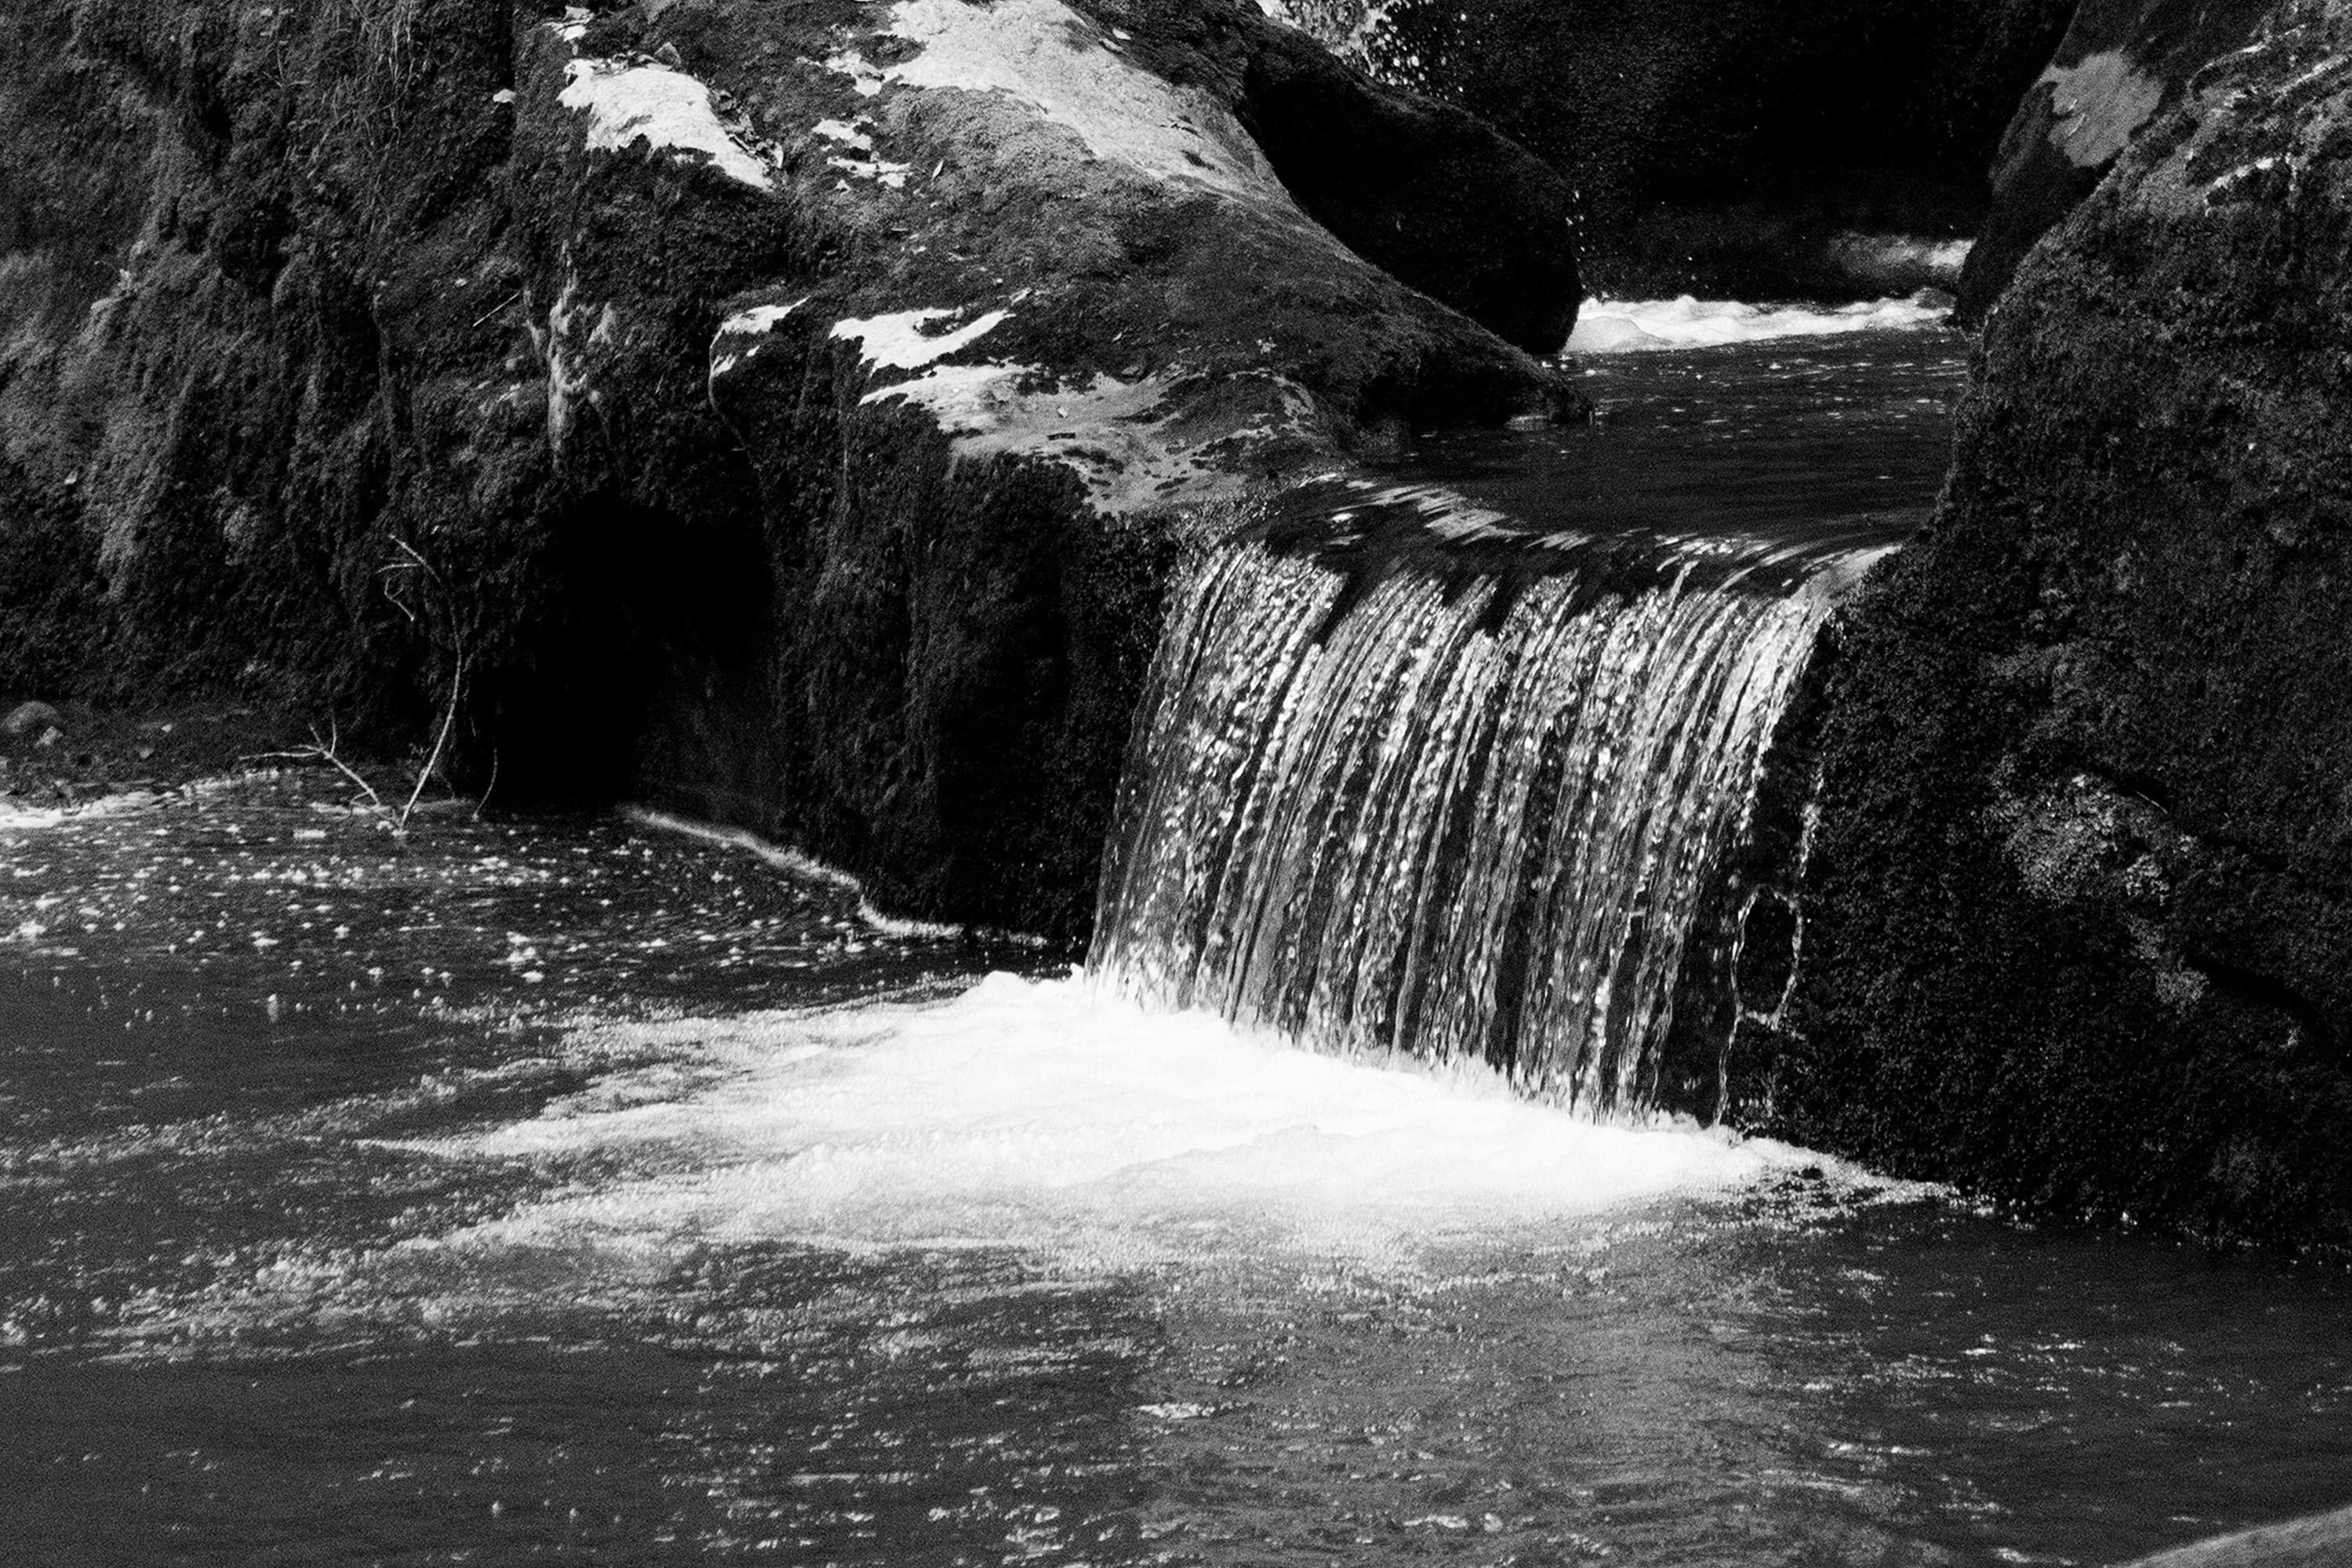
[[1091, 523, 1864, 1120]]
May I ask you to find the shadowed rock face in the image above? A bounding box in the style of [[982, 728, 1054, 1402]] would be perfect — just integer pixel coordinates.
[[1766, 0, 2352, 1257], [1079, 0, 1582, 354], [0, 0, 1578, 942], [1955, 0, 2275, 323], [1276, 0, 2077, 299]]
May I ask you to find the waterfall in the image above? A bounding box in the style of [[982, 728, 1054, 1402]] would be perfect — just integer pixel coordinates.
[[1091, 528, 1862, 1119]]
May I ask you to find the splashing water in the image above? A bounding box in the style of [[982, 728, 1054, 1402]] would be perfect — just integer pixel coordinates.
[[1566, 292, 1953, 354], [1092, 539, 1845, 1116]]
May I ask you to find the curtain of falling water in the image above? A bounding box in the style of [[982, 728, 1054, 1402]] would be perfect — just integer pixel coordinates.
[[1091, 541, 1834, 1118]]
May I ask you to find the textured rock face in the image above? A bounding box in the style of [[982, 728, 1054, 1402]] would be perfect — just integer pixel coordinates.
[[1955, 0, 2274, 322], [1770, 0, 2352, 1255], [1278, 0, 2076, 298], [0, 0, 1577, 941], [2120, 1501, 2352, 1568]]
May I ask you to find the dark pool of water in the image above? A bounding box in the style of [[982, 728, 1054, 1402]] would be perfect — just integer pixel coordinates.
[[1261, 330, 1967, 590]]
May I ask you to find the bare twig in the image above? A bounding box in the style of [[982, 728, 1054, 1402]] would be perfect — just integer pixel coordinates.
[[401, 649, 466, 826], [473, 745, 500, 823], [309, 720, 390, 816], [470, 292, 523, 330]]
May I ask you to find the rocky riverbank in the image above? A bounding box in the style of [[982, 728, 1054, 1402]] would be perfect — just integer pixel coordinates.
[[0, 0, 1581, 943]]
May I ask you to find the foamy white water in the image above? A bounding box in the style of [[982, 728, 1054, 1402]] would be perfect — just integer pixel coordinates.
[[0, 790, 165, 832], [405, 973, 1829, 1275], [1567, 292, 1951, 354]]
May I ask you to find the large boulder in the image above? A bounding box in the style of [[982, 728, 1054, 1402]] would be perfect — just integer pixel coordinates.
[[0, 0, 1580, 941], [1954, 0, 2275, 323], [1276, 0, 2077, 298], [1763, 0, 2352, 1256], [1084, 0, 1584, 355]]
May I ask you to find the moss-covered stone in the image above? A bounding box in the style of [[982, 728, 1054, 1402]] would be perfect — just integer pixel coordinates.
[[1954, 0, 2275, 324], [1775, 0, 2352, 1258]]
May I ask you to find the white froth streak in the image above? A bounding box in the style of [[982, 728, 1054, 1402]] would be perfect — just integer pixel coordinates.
[[0, 776, 268, 832], [405, 972, 1847, 1272], [1566, 292, 1953, 354], [619, 805, 1047, 946]]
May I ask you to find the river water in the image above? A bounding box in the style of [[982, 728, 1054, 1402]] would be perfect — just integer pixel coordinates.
[[5, 325, 2350, 1566]]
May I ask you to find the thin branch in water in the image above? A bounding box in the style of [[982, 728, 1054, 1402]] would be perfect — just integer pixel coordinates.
[[401, 649, 466, 827], [308, 720, 389, 818], [474, 744, 500, 823]]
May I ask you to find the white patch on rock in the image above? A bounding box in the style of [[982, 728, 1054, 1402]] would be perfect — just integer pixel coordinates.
[[830, 0, 1287, 202], [830, 307, 1011, 370], [721, 300, 810, 338], [812, 118, 874, 151], [822, 48, 887, 96], [861, 364, 1298, 514], [710, 299, 811, 379], [558, 57, 774, 191], [2040, 50, 2166, 168], [830, 157, 915, 188]]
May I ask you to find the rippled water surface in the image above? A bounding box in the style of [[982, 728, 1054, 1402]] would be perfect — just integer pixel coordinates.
[[7, 337, 2351, 1566]]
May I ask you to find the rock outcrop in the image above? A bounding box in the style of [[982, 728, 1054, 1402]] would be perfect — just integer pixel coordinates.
[[2121, 1501, 2352, 1568], [1278, 0, 2077, 299], [1766, 0, 2352, 1256], [0, 0, 1581, 942], [1955, 0, 2275, 323]]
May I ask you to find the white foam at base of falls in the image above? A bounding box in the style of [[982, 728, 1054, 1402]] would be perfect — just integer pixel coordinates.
[[388, 972, 1831, 1276]]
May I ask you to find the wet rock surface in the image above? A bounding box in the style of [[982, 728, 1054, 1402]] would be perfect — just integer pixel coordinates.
[[1955, 0, 2274, 323], [1774, 0, 2352, 1256], [2120, 1501, 2352, 1568], [0, 0, 1579, 942], [1279, 0, 2076, 299]]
